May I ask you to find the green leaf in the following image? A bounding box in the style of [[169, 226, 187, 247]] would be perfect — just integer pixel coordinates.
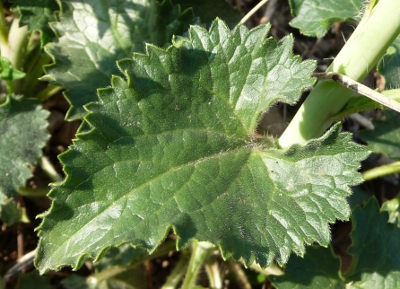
[[381, 195, 400, 228], [0, 95, 49, 198], [359, 109, 400, 159], [288, 0, 363, 37], [42, 0, 198, 120], [10, 0, 62, 40], [378, 35, 400, 89], [35, 19, 368, 274], [270, 246, 345, 289], [345, 197, 400, 288], [0, 197, 29, 225], [171, 0, 241, 28], [0, 57, 26, 81]]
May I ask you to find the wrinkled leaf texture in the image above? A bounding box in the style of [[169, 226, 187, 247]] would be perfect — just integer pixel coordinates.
[[41, 0, 198, 120], [35, 19, 369, 273]]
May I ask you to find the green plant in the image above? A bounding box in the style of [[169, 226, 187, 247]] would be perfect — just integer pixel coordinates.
[[1, 0, 400, 288]]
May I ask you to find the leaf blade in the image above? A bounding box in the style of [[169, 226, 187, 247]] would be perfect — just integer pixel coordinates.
[[35, 19, 368, 274]]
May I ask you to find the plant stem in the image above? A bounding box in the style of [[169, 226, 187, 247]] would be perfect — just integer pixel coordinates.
[[162, 251, 191, 289], [362, 161, 400, 181], [0, 1, 8, 46], [35, 84, 63, 101], [279, 0, 400, 148], [39, 156, 63, 183], [205, 255, 222, 289], [18, 187, 49, 197], [226, 259, 251, 289], [181, 241, 215, 289], [2, 17, 28, 70]]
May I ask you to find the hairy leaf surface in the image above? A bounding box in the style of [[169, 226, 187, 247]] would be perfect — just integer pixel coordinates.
[[35, 19, 368, 273], [42, 0, 198, 120], [345, 198, 400, 288], [360, 109, 400, 159], [288, 0, 363, 37], [0, 96, 49, 198]]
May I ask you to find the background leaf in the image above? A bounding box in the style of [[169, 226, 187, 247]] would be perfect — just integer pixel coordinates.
[[359, 109, 400, 159], [378, 35, 400, 90], [10, 0, 62, 41], [270, 246, 344, 289], [0, 197, 29, 225], [42, 0, 198, 120], [288, 0, 363, 37], [0, 95, 49, 198], [15, 270, 53, 289], [35, 19, 368, 274], [344, 197, 400, 289]]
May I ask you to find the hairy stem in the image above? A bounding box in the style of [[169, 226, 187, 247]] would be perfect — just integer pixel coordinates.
[[279, 0, 400, 148]]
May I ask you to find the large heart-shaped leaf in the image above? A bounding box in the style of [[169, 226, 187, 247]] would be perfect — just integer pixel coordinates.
[[35, 19, 369, 273]]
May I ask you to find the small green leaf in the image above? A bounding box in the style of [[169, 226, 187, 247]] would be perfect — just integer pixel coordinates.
[[42, 0, 198, 120], [381, 195, 400, 227], [378, 35, 400, 90], [345, 197, 400, 288], [171, 0, 241, 28], [0, 95, 49, 198], [35, 19, 368, 274], [359, 109, 400, 160], [0, 57, 26, 81], [270, 246, 345, 289], [288, 0, 363, 37]]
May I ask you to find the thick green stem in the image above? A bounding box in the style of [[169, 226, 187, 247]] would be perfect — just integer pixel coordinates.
[[279, 0, 400, 148], [181, 241, 215, 289], [362, 161, 400, 181]]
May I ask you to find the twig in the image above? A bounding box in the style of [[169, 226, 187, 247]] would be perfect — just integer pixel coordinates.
[[4, 250, 36, 279], [313, 72, 400, 113], [239, 0, 269, 25]]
